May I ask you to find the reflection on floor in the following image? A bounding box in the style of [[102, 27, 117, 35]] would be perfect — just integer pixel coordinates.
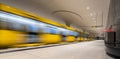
[[0, 40, 114, 59]]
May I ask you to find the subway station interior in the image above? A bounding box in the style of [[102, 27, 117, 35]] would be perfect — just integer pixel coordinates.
[[0, 0, 120, 59]]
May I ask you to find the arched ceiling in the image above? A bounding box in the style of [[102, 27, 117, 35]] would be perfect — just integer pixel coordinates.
[[0, 0, 110, 35]]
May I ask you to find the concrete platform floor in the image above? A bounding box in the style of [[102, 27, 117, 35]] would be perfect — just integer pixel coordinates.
[[0, 40, 114, 59]]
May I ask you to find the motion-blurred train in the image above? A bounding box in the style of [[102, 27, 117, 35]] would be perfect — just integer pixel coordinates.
[[0, 3, 94, 49]]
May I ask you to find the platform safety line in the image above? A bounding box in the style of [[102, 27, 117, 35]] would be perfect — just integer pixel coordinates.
[[0, 42, 81, 54]]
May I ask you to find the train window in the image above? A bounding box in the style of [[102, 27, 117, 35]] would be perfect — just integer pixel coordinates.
[[26, 24, 39, 33], [0, 20, 2, 29], [7, 22, 27, 32], [0, 21, 7, 30], [56, 30, 61, 34], [38, 27, 43, 33], [76, 32, 79, 36], [22, 25, 27, 32], [12, 23, 24, 31], [49, 28, 57, 34], [82, 34, 86, 38], [0, 20, 4, 29], [6, 22, 14, 30], [40, 26, 48, 33], [8, 22, 12, 30], [68, 31, 73, 36], [0, 21, 11, 30], [61, 31, 68, 35], [40, 26, 57, 34], [73, 32, 79, 36]]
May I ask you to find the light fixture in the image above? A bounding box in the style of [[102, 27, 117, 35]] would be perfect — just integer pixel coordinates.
[[86, 6, 90, 10], [90, 13, 93, 16]]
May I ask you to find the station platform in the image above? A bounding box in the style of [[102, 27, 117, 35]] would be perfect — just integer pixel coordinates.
[[0, 40, 113, 59]]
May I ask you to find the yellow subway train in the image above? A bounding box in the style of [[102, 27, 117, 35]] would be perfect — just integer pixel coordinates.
[[0, 3, 93, 48]]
